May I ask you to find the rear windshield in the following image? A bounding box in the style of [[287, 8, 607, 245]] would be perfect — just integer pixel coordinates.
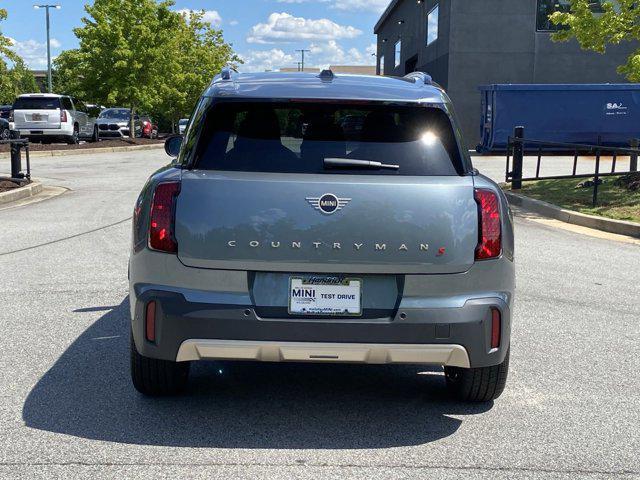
[[13, 97, 61, 110], [193, 102, 464, 175], [179, 119, 189, 125]]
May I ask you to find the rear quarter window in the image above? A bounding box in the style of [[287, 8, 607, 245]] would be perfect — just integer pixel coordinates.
[[192, 101, 465, 176]]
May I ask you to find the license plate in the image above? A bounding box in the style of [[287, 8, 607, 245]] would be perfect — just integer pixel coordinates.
[[31, 113, 42, 121], [289, 277, 362, 316]]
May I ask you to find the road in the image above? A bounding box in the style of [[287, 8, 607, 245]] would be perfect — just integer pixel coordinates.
[[0, 151, 639, 479]]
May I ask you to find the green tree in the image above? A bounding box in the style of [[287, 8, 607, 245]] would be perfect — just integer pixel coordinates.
[[54, 1, 240, 136], [550, 0, 640, 81], [0, 10, 39, 104], [9, 59, 38, 94], [153, 9, 240, 132], [0, 8, 20, 104], [58, 0, 183, 136]]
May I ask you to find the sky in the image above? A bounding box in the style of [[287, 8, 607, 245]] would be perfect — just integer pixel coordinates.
[[0, 0, 387, 72]]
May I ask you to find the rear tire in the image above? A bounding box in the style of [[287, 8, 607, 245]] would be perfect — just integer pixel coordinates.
[[0, 127, 9, 141], [444, 348, 509, 402], [66, 124, 79, 145], [130, 334, 190, 396]]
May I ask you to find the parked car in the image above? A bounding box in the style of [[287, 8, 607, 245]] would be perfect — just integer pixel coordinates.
[[129, 69, 515, 402], [0, 117, 9, 140], [96, 108, 134, 139], [178, 118, 188, 135], [96, 108, 153, 139], [0, 105, 12, 120], [139, 116, 158, 139], [12, 94, 97, 144]]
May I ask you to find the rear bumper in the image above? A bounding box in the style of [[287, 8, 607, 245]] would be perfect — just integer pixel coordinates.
[[176, 339, 470, 367], [131, 286, 511, 369], [19, 125, 72, 137]]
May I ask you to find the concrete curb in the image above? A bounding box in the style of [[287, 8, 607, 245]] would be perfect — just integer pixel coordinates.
[[504, 190, 640, 239], [0, 180, 43, 205], [0, 143, 164, 159]]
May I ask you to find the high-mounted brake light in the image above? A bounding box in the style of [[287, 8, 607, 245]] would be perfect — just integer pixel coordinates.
[[149, 181, 180, 253], [474, 188, 501, 260], [60, 110, 67, 123]]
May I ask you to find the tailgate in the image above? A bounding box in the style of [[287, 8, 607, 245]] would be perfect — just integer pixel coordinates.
[[175, 171, 478, 274], [14, 109, 61, 130]]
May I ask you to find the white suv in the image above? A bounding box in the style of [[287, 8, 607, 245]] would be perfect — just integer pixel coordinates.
[[12, 94, 98, 144]]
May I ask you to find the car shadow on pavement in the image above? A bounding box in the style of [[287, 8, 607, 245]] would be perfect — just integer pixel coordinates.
[[23, 297, 492, 449]]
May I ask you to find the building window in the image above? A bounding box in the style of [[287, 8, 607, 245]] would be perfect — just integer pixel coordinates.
[[394, 39, 401, 68], [378, 54, 384, 75], [426, 5, 439, 45], [536, 0, 605, 32]]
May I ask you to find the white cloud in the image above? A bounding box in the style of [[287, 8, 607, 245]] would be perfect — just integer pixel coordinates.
[[332, 0, 390, 13], [239, 48, 296, 72], [238, 41, 375, 72], [307, 40, 374, 68], [275, 0, 386, 9], [7, 37, 61, 68], [229, 20, 239, 26], [176, 9, 222, 27], [246, 12, 361, 44]]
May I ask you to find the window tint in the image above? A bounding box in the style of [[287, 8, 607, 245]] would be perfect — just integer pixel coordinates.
[[193, 101, 464, 176], [13, 97, 62, 110], [394, 40, 401, 68], [61, 97, 73, 110], [427, 5, 439, 45]]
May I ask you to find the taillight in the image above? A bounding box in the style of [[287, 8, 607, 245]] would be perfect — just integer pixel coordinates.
[[9, 110, 13, 122], [490, 308, 501, 349], [148, 181, 180, 253], [60, 110, 67, 122], [474, 188, 501, 260]]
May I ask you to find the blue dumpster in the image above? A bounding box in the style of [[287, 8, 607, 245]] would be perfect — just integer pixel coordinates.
[[478, 84, 640, 152]]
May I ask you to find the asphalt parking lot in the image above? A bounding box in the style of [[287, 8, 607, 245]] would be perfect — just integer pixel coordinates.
[[0, 150, 638, 479]]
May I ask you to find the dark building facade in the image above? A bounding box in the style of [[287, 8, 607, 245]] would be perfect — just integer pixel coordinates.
[[374, 0, 637, 148]]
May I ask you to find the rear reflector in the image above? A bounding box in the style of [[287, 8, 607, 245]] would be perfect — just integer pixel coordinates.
[[474, 188, 502, 260], [490, 308, 501, 349], [145, 301, 156, 342], [149, 181, 180, 253]]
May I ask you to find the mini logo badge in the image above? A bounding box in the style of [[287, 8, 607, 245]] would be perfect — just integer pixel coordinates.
[[306, 193, 351, 214]]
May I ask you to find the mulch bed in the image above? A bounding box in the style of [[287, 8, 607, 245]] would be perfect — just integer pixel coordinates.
[[0, 137, 163, 153], [0, 179, 22, 193]]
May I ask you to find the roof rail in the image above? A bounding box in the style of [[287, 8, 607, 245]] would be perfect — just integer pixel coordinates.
[[220, 66, 238, 81], [403, 71, 432, 85]]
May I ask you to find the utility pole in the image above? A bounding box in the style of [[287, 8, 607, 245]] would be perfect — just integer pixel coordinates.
[[295, 49, 310, 72], [34, 4, 61, 93]]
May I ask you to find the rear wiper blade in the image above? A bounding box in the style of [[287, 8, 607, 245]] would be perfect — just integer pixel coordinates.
[[323, 158, 399, 170]]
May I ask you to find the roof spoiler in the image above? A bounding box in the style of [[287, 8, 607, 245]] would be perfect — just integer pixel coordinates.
[[403, 71, 433, 85]]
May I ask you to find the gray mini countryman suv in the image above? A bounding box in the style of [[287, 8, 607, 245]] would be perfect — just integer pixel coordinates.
[[129, 68, 514, 402]]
